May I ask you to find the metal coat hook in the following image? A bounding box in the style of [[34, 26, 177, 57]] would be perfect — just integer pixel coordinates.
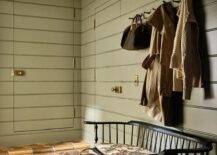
[[128, 0, 180, 20], [172, 0, 180, 3], [144, 11, 151, 14]]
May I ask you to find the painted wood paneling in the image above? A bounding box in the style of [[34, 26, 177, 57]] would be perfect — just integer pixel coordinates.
[[14, 29, 80, 45], [14, 56, 75, 69], [95, 1, 120, 26], [15, 0, 80, 8], [81, 1, 217, 153], [0, 129, 82, 147], [14, 94, 80, 108], [14, 16, 80, 32], [81, 0, 94, 8], [0, 0, 81, 146], [0, 41, 13, 54], [14, 118, 81, 132], [14, 42, 76, 56], [13, 106, 76, 121], [14, 2, 77, 20], [81, 41, 95, 57]]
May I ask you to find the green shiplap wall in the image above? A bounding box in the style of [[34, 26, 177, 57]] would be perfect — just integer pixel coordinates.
[[0, 0, 81, 146], [81, 0, 217, 154]]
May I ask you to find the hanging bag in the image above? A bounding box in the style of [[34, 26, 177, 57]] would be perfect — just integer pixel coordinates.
[[121, 15, 151, 50]]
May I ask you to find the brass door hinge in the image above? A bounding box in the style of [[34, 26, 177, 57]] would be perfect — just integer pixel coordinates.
[[74, 8, 76, 18], [94, 19, 96, 29], [12, 69, 26, 76], [73, 57, 76, 69], [111, 86, 122, 94]]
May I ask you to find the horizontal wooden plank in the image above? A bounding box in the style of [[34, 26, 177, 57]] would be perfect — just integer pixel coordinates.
[[120, 0, 154, 15], [14, 55, 75, 69], [14, 117, 82, 132], [207, 30, 217, 55], [73, 46, 81, 57], [81, 55, 96, 69], [0, 122, 13, 135], [14, 29, 80, 45], [95, 49, 146, 68], [96, 65, 145, 82], [75, 57, 81, 69], [14, 118, 74, 131], [0, 14, 12, 27], [205, 1, 217, 30], [84, 94, 149, 120], [96, 17, 121, 40], [188, 85, 217, 109], [95, 33, 121, 54], [81, 41, 95, 57], [0, 93, 81, 109], [81, 0, 94, 8], [14, 16, 80, 32], [83, 81, 217, 109], [95, 1, 120, 26], [202, 0, 217, 5], [74, 106, 82, 118], [0, 28, 13, 40], [0, 1, 13, 14], [0, 41, 80, 56], [95, 0, 119, 12], [14, 93, 80, 108], [81, 94, 95, 107], [0, 41, 13, 54], [81, 29, 95, 44], [14, 106, 76, 121], [81, 81, 143, 99], [210, 57, 217, 81], [0, 96, 13, 108], [81, 1, 95, 20], [96, 82, 142, 99], [0, 69, 13, 81], [14, 2, 77, 20], [0, 82, 13, 94], [15, 0, 78, 8], [74, 0, 81, 8], [81, 106, 145, 123], [0, 129, 82, 147], [0, 109, 13, 122], [13, 69, 79, 81], [81, 69, 95, 81], [81, 15, 94, 32], [81, 82, 96, 94], [13, 82, 79, 94], [14, 42, 78, 56], [183, 106, 217, 135]]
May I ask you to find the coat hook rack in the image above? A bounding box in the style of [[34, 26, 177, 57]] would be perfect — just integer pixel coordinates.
[[172, 0, 180, 3], [163, 0, 180, 3], [144, 11, 151, 14], [128, 0, 180, 20]]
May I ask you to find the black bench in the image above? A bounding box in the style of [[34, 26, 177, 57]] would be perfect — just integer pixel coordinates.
[[85, 120, 214, 155]]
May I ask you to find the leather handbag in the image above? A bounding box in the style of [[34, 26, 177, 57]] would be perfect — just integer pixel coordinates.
[[121, 15, 151, 50], [142, 54, 157, 69]]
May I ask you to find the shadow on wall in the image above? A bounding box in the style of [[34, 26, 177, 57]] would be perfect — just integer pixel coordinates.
[[194, 0, 212, 99], [195, 1, 216, 153]]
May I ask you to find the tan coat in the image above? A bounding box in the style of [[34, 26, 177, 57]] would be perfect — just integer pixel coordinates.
[[170, 0, 202, 99], [141, 3, 178, 123]]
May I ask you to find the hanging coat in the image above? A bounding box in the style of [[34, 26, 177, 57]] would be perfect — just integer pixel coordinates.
[[141, 2, 180, 124], [170, 0, 202, 100]]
